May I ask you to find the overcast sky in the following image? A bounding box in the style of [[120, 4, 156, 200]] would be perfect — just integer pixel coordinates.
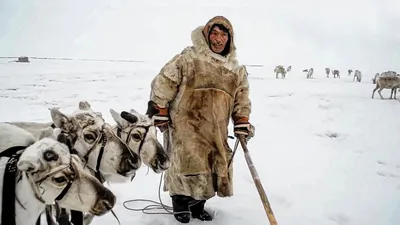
[[0, 0, 399, 75]]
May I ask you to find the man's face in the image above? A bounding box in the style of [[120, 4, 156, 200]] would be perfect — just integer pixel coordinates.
[[209, 26, 229, 54]]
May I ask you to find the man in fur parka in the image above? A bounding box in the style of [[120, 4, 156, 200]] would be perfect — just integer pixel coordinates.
[[146, 16, 255, 223]]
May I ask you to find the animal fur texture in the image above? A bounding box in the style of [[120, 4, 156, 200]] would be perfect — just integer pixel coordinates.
[[150, 16, 251, 200], [353, 70, 362, 82], [372, 76, 400, 99], [274, 65, 287, 79]]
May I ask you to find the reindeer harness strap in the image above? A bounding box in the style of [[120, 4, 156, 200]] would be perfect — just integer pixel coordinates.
[[0, 146, 27, 225], [116, 125, 150, 155]]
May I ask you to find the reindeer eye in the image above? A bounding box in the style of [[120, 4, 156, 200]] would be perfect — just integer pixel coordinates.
[[132, 133, 142, 141], [84, 133, 97, 143], [52, 176, 68, 184], [43, 150, 59, 162]]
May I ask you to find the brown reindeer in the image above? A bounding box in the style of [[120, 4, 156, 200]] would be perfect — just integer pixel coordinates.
[[325, 68, 330, 78], [372, 76, 400, 99], [332, 69, 340, 78], [348, 69, 353, 76]]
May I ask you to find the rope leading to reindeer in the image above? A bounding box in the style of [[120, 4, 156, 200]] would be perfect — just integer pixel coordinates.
[[122, 171, 180, 215], [122, 136, 238, 216]]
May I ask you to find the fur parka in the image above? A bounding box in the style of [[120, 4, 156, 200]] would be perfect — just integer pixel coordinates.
[[149, 16, 252, 200]]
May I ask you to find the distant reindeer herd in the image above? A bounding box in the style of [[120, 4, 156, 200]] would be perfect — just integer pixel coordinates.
[[272, 66, 354, 80], [268, 65, 400, 100]]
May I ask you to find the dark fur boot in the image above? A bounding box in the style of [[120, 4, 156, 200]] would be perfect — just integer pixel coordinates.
[[190, 200, 213, 221], [171, 195, 192, 223]]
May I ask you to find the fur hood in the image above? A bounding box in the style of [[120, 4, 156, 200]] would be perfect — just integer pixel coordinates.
[[190, 16, 238, 64]]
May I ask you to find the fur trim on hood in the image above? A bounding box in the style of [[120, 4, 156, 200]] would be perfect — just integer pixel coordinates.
[[191, 16, 238, 63]]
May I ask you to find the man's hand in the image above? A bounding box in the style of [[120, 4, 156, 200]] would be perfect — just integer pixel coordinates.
[[146, 100, 170, 132], [233, 117, 255, 140]]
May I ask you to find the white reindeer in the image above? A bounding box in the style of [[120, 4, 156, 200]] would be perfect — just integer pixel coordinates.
[[353, 70, 362, 82], [8, 101, 140, 225], [9, 101, 141, 181], [0, 123, 116, 225], [77, 107, 172, 225], [9, 101, 169, 225], [110, 108, 170, 173]]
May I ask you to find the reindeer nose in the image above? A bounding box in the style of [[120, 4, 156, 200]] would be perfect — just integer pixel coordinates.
[[101, 189, 116, 207], [91, 188, 116, 216], [155, 151, 171, 170], [128, 154, 140, 169], [130, 154, 139, 164], [158, 153, 168, 165]]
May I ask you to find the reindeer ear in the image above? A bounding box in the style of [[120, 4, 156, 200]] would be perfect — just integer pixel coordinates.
[[78, 101, 91, 110], [39, 127, 55, 140], [50, 108, 77, 133], [110, 109, 130, 128], [130, 108, 139, 114]]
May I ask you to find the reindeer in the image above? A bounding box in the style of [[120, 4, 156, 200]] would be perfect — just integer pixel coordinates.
[[371, 76, 400, 99], [332, 69, 340, 78], [57, 109, 175, 225], [274, 65, 288, 79], [0, 123, 116, 225], [69, 106, 172, 225], [10, 101, 141, 181], [353, 70, 362, 82], [303, 68, 314, 79], [8, 101, 141, 225], [325, 68, 330, 78], [10, 101, 170, 225], [348, 69, 353, 76], [110, 108, 170, 173], [12, 101, 170, 178]]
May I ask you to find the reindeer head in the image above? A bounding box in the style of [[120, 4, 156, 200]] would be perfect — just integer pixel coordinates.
[[49, 101, 141, 182], [110, 108, 170, 174], [17, 131, 116, 216]]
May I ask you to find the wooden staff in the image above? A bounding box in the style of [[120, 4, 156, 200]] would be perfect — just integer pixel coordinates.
[[238, 135, 278, 225]]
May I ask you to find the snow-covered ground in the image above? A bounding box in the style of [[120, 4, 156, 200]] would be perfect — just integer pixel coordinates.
[[1, 0, 400, 224], [1, 58, 400, 225]]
